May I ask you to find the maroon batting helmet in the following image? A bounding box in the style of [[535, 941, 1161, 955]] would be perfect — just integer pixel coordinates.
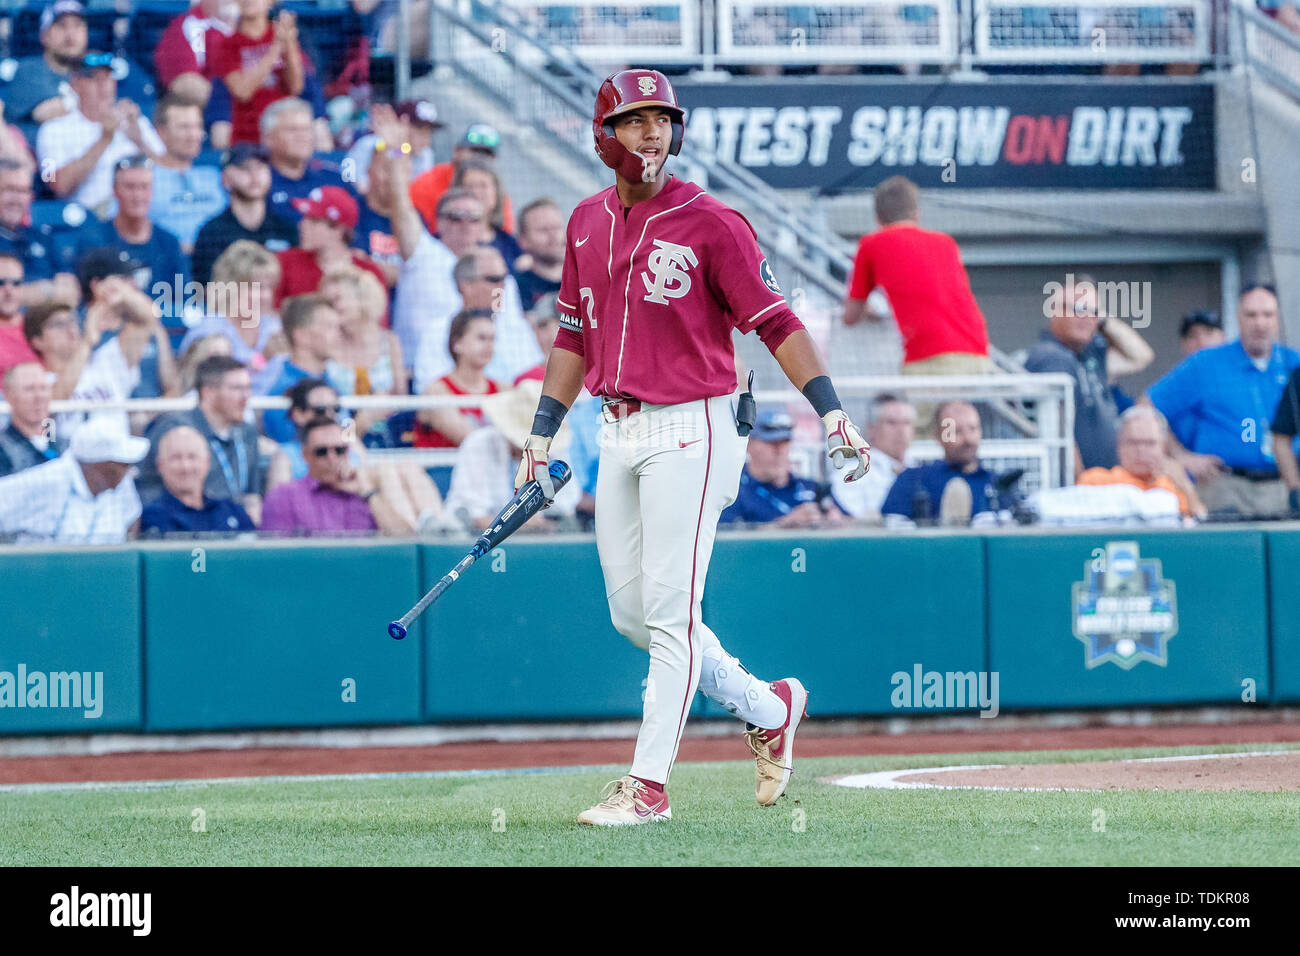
[[593, 69, 684, 183]]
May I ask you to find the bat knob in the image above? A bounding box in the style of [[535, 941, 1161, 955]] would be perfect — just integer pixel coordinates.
[[388, 621, 407, 641]]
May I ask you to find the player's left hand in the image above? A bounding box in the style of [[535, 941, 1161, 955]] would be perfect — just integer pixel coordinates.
[[822, 410, 870, 482]]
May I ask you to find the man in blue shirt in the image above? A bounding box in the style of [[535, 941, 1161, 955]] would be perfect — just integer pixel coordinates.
[[882, 400, 1015, 525], [1146, 284, 1300, 517], [719, 410, 846, 527], [253, 293, 345, 442], [148, 96, 227, 252], [262, 98, 356, 225], [77, 157, 189, 349], [140, 425, 255, 535]]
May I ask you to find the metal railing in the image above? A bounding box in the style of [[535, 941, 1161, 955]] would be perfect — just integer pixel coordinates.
[[1232, 0, 1300, 100], [973, 0, 1212, 63], [6, 371, 1076, 489], [716, 1, 960, 65], [429, 0, 1225, 68]]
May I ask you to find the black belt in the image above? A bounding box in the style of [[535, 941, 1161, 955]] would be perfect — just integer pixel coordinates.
[[1226, 467, 1280, 482]]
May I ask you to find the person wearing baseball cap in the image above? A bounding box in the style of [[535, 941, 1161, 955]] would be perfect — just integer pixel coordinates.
[[275, 186, 388, 305], [0, 416, 147, 544], [35, 49, 165, 214], [8, 2, 156, 134], [409, 122, 516, 234], [190, 143, 295, 286], [719, 409, 848, 528]]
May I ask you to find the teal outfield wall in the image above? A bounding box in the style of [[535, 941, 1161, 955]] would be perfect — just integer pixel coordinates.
[[1, 527, 1296, 734]]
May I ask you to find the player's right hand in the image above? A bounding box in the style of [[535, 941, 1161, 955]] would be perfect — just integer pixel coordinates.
[[515, 434, 555, 504]]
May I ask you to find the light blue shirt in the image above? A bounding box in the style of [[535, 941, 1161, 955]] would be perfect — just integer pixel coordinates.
[[1147, 340, 1300, 470], [149, 164, 227, 249]]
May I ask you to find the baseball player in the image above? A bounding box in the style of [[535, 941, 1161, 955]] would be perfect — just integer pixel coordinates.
[[515, 69, 872, 826]]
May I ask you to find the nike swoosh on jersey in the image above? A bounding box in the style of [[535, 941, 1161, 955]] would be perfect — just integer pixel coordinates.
[[679, 439, 703, 448], [575, 236, 589, 247]]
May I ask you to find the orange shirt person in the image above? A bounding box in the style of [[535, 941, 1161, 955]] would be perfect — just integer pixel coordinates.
[[1077, 405, 1204, 517], [408, 124, 514, 235]]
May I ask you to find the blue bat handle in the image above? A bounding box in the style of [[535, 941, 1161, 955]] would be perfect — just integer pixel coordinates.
[[388, 621, 408, 641]]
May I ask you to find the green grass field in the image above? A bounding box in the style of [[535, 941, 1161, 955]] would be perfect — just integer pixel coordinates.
[[4, 743, 1297, 866]]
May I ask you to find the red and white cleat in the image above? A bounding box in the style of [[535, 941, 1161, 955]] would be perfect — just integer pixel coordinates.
[[743, 678, 809, 806], [577, 775, 672, 826]]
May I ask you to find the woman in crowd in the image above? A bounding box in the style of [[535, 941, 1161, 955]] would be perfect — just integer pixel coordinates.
[[414, 309, 501, 448], [321, 265, 405, 435], [451, 158, 523, 270], [179, 240, 284, 371]]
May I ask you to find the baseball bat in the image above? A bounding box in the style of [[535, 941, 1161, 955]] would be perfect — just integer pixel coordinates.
[[387, 459, 571, 640]]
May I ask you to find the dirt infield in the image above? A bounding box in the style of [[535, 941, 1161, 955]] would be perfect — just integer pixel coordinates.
[[3, 720, 1300, 785], [895, 750, 1300, 792]]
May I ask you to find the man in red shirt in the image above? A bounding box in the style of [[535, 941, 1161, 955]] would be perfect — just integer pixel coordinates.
[[207, 0, 305, 145], [276, 186, 388, 305], [842, 175, 990, 376], [514, 70, 871, 826], [153, 0, 235, 106]]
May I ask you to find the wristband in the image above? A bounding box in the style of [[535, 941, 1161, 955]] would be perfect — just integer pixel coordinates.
[[802, 375, 842, 418], [530, 395, 569, 439]]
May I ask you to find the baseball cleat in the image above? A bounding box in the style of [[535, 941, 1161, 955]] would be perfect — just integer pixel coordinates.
[[577, 775, 672, 826], [744, 678, 809, 806]]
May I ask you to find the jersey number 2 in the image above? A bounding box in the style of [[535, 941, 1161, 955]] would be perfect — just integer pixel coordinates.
[[579, 287, 598, 329]]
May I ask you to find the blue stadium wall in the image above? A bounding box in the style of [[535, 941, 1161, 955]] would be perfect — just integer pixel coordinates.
[[0, 528, 1294, 734]]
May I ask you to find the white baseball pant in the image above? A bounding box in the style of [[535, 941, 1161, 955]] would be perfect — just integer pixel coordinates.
[[595, 392, 786, 786]]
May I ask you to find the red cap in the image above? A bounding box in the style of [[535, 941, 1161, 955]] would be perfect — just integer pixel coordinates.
[[291, 186, 359, 228]]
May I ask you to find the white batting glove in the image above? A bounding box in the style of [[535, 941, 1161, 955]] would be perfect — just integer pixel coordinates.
[[515, 435, 556, 503], [822, 410, 871, 482]]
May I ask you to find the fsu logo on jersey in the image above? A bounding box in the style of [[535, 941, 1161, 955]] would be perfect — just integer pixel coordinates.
[[641, 239, 698, 305], [759, 257, 781, 295], [637, 75, 658, 95]]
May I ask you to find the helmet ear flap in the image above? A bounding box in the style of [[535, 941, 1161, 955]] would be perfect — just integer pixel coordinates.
[[669, 120, 684, 157]]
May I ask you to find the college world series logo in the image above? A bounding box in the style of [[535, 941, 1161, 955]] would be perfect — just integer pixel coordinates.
[[642, 239, 697, 304], [1072, 541, 1178, 669]]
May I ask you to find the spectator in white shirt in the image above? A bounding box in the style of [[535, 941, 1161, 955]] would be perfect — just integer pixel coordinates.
[[414, 245, 538, 393], [0, 415, 146, 544], [833, 393, 917, 519], [379, 124, 535, 382], [36, 51, 164, 215], [444, 379, 578, 530]]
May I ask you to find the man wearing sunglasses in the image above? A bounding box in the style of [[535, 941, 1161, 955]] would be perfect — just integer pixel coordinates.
[[36, 51, 164, 215], [1025, 275, 1154, 477], [260, 415, 409, 536]]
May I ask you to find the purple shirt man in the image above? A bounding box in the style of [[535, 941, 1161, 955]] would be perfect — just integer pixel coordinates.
[[260, 417, 408, 535]]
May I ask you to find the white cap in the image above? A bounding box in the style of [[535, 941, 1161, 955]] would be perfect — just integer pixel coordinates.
[[71, 419, 150, 464]]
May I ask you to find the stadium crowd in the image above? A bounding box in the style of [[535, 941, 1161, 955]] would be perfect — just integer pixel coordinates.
[[0, 1, 1298, 546]]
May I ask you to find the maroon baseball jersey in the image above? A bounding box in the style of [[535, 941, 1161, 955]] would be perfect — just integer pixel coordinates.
[[554, 176, 803, 405]]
